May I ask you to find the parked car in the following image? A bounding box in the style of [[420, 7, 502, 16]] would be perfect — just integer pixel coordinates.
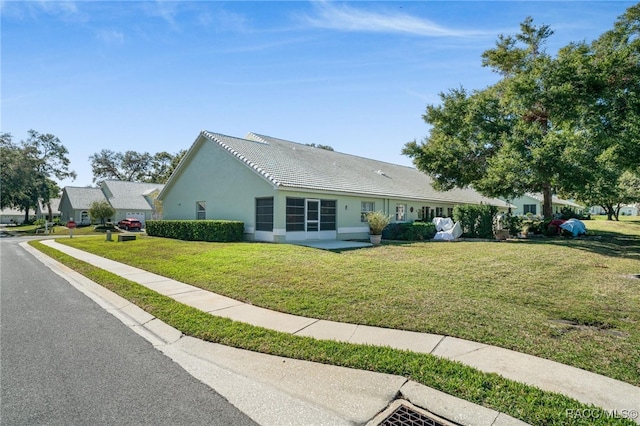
[[117, 218, 142, 231]]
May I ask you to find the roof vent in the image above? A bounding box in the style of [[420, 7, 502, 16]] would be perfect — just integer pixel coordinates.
[[376, 170, 388, 177]]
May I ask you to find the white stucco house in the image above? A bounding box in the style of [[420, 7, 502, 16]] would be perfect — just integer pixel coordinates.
[[506, 193, 585, 218], [158, 131, 511, 243], [0, 207, 34, 224], [59, 181, 164, 225], [36, 198, 61, 221]]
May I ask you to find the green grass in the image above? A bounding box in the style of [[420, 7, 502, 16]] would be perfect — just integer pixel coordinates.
[[29, 240, 635, 425], [6, 223, 120, 236], [52, 218, 640, 387]]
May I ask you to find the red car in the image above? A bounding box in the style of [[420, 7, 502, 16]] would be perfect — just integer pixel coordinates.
[[118, 218, 142, 231]]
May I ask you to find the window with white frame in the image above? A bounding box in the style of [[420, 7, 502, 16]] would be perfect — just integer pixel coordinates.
[[361, 201, 375, 222], [396, 204, 406, 221], [447, 207, 454, 217], [196, 201, 206, 220], [435, 207, 444, 217], [523, 204, 537, 215]]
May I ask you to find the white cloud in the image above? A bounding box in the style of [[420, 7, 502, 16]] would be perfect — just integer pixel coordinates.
[[36, 0, 79, 16], [303, 1, 490, 38], [96, 29, 125, 45]]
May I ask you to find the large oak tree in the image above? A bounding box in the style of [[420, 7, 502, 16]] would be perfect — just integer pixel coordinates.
[[89, 149, 185, 184], [1, 131, 75, 222], [404, 7, 640, 219]]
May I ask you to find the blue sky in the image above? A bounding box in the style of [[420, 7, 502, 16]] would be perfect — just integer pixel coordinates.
[[2, 1, 636, 188]]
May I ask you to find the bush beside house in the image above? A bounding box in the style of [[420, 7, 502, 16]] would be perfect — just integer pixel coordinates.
[[382, 222, 437, 241], [146, 220, 244, 242]]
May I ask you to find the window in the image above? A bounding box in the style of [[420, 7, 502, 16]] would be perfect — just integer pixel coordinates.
[[396, 204, 406, 221], [286, 198, 305, 231], [523, 204, 537, 215], [447, 207, 454, 218], [255, 198, 274, 231], [196, 201, 206, 220], [81, 211, 89, 223], [435, 207, 443, 217], [361, 201, 375, 222], [420, 206, 430, 221], [320, 200, 336, 231]]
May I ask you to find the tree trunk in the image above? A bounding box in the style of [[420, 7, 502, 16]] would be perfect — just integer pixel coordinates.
[[542, 184, 553, 219], [47, 203, 53, 223], [23, 206, 30, 224]]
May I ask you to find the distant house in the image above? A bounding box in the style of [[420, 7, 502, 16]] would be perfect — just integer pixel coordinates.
[[59, 187, 107, 224], [621, 204, 638, 216], [36, 198, 61, 221], [0, 207, 34, 224], [158, 131, 510, 243], [59, 181, 164, 225], [507, 193, 585, 218]]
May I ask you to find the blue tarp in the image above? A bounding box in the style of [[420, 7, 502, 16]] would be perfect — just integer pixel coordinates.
[[559, 218, 587, 236]]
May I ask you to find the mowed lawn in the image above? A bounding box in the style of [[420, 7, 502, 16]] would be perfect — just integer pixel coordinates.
[[57, 218, 640, 386]]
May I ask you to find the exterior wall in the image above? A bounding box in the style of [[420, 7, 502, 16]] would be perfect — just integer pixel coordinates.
[[0, 211, 32, 224], [509, 195, 542, 218], [58, 196, 74, 223], [161, 139, 277, 238], [113, 210, 152, 225]]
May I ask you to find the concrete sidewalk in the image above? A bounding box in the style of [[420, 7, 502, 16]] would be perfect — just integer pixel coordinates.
[[30, 240, 640, 424]]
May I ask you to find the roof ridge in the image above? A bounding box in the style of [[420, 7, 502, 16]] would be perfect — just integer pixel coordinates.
[[202, 131, 281, 187]]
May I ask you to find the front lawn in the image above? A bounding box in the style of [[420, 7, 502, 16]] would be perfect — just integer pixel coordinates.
[[54, 219, 640, 387]]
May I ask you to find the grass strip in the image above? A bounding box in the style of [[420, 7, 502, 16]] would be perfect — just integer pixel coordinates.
[[30, 240, 635, 425]]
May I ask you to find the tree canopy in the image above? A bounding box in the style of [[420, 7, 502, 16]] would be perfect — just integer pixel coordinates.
[[88, 200, 116, 225], [403, 6, 640, 219], [1, 130, 75, 221], [89, 149, 185, 184]]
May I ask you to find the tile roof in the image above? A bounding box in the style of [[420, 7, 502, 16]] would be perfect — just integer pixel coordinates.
[[198, 131, 508, 207], [101, 180, 164, 211]]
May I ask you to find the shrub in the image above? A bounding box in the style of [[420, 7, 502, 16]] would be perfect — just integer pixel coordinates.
[[501, 213, 523, 236], [382, 222, 437, 241], [146, 220, 244, 242], [94, 223, 116, 232], [560, 207, 591, 220], [453, 204, 498, 238], [365, 211, 392, 235]]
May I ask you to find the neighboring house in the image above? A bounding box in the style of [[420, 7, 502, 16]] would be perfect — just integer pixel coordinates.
[[100, 180, 165, 225], [0, 207, 34, 224], [59, 187, 107, 224], [621, 204, 638, 216], [59, 181, 164, 225], [158, 131, 511, 243], [590, 204, 638, 216], [507, 193, 585, 218], [36, 198, 61, 221]]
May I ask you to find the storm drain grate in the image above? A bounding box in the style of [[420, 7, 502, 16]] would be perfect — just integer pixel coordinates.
[[376, 401, 458, 426]]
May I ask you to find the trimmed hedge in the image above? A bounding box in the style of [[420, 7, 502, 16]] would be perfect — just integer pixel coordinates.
[[453, 204, 498, 239], [145, 220, 244, 242], [382, 221, 437, 241]]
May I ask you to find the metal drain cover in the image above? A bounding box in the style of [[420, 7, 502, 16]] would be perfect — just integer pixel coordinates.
[[370, 400, 459, 426]]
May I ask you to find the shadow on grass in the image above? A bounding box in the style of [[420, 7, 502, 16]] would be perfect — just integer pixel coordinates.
[[516, 229, 640, 260]]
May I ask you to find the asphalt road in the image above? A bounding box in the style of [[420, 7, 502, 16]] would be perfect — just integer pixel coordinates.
[[0, 237, 258, 426]]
